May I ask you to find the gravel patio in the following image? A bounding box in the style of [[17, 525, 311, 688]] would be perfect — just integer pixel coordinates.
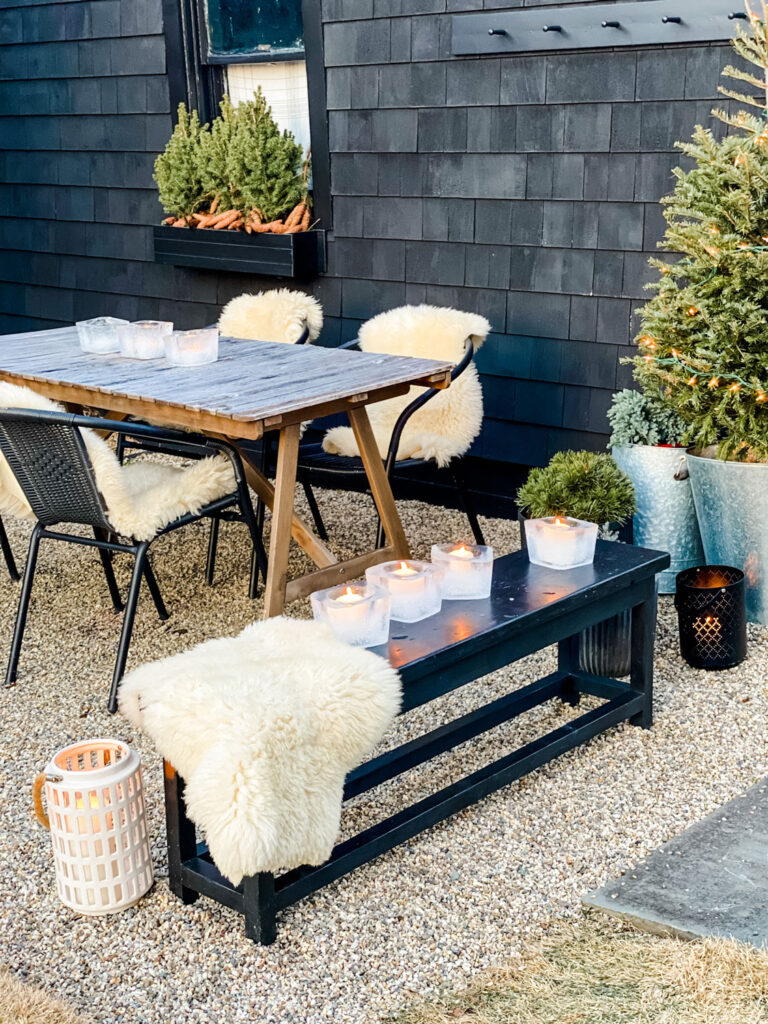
[[1, 484, 765, 1024]]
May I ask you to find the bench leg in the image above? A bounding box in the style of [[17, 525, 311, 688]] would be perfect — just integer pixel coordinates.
[[557, 634, 581, 706], [243, 873, 277, 944], [163, 761, 199, 906], [630, 593, 655, 729]]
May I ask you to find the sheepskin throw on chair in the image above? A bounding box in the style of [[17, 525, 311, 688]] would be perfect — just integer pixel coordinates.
[[0, 383, 235, 540], [218, 288, 323, 344], [120, 617, 402, 884], [322, 304, 490, 467]]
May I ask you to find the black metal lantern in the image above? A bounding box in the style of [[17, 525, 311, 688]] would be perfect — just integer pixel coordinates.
[[675, 566, 747, 670]]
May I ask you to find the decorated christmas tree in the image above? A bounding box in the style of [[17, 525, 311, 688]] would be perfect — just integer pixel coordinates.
[[634, 2, 768, 461], [153, 103, 208, 221]]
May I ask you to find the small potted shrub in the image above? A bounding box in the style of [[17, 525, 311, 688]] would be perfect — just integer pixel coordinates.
[[607, 387, 703, 594], [633, 11, 768, 622], [517, 451, 637, 677]]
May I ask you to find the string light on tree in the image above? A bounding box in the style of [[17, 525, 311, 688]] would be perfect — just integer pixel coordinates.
[[632, 2, 768, 460]]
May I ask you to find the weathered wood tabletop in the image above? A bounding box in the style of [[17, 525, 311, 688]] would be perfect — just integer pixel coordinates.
[[0, 326, 451, 438], [0, 325, 454, 614]]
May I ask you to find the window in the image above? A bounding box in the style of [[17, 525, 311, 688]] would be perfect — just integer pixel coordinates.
[[205, 0, 303, 58], [162, 0, 330, 225]]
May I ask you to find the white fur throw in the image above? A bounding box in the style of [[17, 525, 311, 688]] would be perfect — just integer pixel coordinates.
[[0, 382, 235, 541], [219, 288, 323, 344], [322, 304, 490, 468], [119, 617, 402, 883]]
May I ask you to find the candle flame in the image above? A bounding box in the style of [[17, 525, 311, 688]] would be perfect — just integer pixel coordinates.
[[394, 561, 418, 577], [336, 586, 363, 604], [452, 545, 475, 559]]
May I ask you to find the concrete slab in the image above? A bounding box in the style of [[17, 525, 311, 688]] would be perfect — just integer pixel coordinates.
[[583, 779, 768, 946]]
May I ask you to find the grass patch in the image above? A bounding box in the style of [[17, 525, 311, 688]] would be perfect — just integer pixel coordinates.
[[387, 917, 768, 1023]]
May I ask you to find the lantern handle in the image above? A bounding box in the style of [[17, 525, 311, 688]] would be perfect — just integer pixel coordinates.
[[32, 772, 61, 830]]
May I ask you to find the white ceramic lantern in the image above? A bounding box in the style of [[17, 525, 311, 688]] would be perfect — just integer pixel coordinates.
[[33, 739, 153, 915]]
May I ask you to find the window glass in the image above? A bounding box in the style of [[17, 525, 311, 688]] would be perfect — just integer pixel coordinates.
[[206, 0, 303, 57]]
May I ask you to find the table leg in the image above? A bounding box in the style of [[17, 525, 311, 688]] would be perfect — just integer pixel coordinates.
[[630, 590, 656, 729], [263, 423, 301, 618], [232, 441, 336, 570], [348, 406, 411, 559]]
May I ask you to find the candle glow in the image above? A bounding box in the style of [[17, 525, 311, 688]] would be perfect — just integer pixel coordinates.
[[524, 516, 598, 571]]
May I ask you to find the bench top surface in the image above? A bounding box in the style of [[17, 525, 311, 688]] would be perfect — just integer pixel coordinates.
[[376, 541, 670, 676]]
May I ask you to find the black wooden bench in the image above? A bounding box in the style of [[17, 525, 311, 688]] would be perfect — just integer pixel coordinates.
[[163, 540, 670, 943]]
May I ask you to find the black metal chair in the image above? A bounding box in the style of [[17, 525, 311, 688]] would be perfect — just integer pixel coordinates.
[[295, 338, 486, 549], [0, 409, 266, 713], [0, 514, 19, 580], [115, 323, 312, 596]]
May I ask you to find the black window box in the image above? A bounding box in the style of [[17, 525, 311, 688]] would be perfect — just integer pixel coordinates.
[[153, 225, 326, 279]]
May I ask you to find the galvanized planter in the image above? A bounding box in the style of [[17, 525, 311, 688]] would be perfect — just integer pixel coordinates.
[[687, 452, 768, 624], [612, 444, 704, 595]]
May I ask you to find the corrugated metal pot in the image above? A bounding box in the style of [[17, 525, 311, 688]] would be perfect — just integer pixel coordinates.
[[687, 452, 768, 624], [612, 445, 704, 595], [578, 608, 633, 678]]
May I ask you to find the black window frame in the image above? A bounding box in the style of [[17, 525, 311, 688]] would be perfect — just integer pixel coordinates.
[[161, 0, 331, 229]]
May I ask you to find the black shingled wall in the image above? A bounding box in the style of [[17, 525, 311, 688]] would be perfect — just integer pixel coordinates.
[[0, 0, 734, 474]]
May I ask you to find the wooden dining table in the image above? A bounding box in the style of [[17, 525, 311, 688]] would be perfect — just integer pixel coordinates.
[[0, 326, 453, 615]]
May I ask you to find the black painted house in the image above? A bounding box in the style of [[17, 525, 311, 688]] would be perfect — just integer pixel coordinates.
[[0, 0, 742, 505]]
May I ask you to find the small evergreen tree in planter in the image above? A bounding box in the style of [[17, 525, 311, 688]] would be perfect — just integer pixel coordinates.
[[153, 104, 209, 224], [154, 90, 310, 233], [631, 4, 768, 621], [608, 388, 703, 594], [517, 451, 637, 677], [517, 450, 636, 535]]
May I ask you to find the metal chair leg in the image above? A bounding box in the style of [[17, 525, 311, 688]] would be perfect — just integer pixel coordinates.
[[0, 515, 19, 581], [94, 527, 123, 613], [239, 480, 268, 600], [205, 517, 220, 587], [142, 554, 169, 621], [302, 481, 328, 541], [5, 523, 42, 686], [115, 433, 126, 465], [108, 542, 149, 713], [451, 462, 486, 546]]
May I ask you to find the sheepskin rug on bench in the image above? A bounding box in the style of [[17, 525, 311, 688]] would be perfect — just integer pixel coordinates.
[[120, 617, 402, 884]]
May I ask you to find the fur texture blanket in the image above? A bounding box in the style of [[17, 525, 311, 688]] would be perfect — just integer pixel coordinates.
[[322, 304, 490, 468], [120, 617, 402, 884], [0, 383, 235, 541], [219, 288, 323, 344]]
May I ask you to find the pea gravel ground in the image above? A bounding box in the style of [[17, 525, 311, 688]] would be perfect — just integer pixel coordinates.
[[0, 486, 765, 1024]]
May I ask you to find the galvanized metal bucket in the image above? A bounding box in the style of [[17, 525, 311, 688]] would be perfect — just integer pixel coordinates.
[[612, 445, 703, 595], [687, 452, 768, 624]]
